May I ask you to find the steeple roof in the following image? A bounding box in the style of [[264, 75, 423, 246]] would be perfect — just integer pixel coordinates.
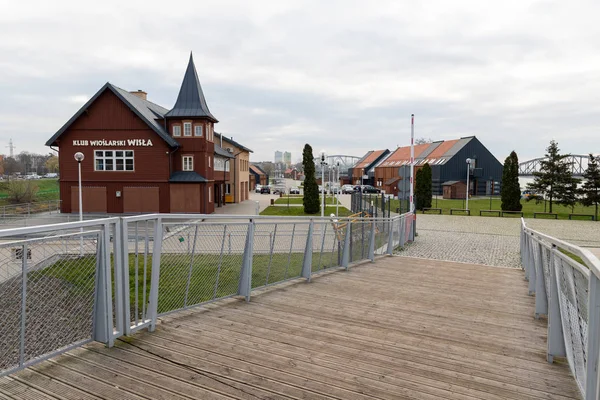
[[166, 53, 218, 122]]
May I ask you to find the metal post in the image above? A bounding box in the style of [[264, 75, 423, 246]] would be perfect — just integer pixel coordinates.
[[399, 215, 405, 247], [301, 220, 314, 281], [547, 245, 566, 363], [368, 219, 376, 261], [238, 219, 255, 302], [19, 244, 27, 367], [284, 224, 296, 279], [410, 114, 415, 213], [121, 219, 132, 335], [534, 243, 548, 319], [77, 159, 83, 257], [93, 224, 113, 345], [466, 159, 470, 211], [341, 221, 352, 270], [386, 217, 394, 255], [528, 233, 536, 295], [148, 217, 163, 332], [585, 273, 600, 400], [112, 219, 125, 338]]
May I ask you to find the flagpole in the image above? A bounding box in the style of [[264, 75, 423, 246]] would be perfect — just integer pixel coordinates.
[[410, 114, 415, 213]]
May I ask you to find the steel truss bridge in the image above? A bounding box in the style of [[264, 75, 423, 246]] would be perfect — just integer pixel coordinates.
[[315, 155, 361, 178], [518, 154, 592, 176]]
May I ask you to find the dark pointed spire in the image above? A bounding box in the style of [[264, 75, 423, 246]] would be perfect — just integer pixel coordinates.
[[166, 53, 218, 122]]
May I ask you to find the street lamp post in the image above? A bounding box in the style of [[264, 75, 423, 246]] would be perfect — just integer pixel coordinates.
[[74, 152, 85, 256], [320, 150, 327, 218], [336, 162, 340, 217], [465, 158, 472, 211]]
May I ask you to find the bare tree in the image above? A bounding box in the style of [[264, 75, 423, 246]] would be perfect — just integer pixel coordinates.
[[415, 137, 433, 145]]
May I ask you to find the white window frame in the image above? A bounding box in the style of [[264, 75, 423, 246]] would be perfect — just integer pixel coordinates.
[[208, 156, 211, 168], [208, 187, 212, 203], [183, 122, 192, 137], [182, 155, 194, 171], [94, 149, 134, 171], [173, 125, 181, 137], [194, 125, 203, 137]]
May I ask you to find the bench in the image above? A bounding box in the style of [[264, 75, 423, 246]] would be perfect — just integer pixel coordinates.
[[450, 208, 470, 216], [422, 208, 442, 214], [479, 210, 501, 216], [501, 211, 524, 217], [569, 213, 596, 221], [534, 212, 558, 219]]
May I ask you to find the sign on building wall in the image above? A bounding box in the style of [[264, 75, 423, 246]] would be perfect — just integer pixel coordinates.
[[72, 139, 153, 147]]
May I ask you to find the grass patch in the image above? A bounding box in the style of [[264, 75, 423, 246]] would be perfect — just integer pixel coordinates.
[[274, 196, 340, 205], [559, 248, 586, 266], [0, 178, 60, 206], [386, 197, 598, 220], [260, 206, 352, 217]]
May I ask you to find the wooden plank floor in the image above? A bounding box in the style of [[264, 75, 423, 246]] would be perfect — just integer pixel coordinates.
[[1, 256, 581, 400]]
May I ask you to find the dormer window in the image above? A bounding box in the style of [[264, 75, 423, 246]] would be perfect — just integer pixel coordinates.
[[173, 125, 181, 137], [183, 122, 192, 137], [194, 125, 203, 137]]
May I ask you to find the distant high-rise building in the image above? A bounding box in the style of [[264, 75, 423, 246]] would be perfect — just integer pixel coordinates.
[[283, 151, 291, 166], [274, 151, 283, 163]]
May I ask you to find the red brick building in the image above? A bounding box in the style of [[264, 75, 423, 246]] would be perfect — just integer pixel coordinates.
[[46, 54, 235, 214]]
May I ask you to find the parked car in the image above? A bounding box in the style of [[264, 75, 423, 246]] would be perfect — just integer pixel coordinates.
[[25, 174, 41, 180], [356, 185, 381, 194], [260, 185, 271, 194], [255, 184, 262, 193], [341, 184, 355, 194], [289, 187, 300, 194], [44, 173, 58, 178]]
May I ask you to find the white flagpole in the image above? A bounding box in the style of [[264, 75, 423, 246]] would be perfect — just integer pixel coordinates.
[[410, 114, 415, 213]]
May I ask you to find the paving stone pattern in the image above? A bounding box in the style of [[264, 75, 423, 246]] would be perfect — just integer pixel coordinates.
[[401, 214, 600, 268]]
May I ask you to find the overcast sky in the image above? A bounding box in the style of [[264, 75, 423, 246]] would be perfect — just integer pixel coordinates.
[[1, 0, 599, 164]]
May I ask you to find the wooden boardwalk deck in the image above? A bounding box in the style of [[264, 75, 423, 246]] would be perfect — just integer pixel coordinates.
[[0, 256, 580, 399]]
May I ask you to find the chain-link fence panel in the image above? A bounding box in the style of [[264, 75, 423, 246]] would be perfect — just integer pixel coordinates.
[[157, 222, 248, 316], [125, 220, 155, 329], [0, 231, 100, 377], [554, 252, 590, 394], [252, 222, 310, 288], [312, 221, 343, 273]]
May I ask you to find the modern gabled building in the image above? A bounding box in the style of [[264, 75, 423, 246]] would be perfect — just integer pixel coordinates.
[[349, 149, 390, 186], [46, 53, 250, 214], [249, 164, 268, 190], [374, 136, 502, 198]]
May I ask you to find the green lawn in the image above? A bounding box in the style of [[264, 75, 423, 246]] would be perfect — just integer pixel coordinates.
[[34, 243, 360, 316], [260, 206, 352, 217], [0, 178, 60, 206], [387, 197, 598, 220], [274, 196, 340, 205]]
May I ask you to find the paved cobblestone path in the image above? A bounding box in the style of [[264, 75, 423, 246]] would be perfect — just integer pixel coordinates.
[[401, 214, 600, 268]]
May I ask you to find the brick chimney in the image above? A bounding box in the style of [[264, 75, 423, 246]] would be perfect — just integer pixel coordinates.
[[130, 90, 147, 100]]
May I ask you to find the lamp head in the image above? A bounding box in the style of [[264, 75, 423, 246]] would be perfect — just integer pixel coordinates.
[[74, 152, 85, 162], [466, 158, 472, 164]]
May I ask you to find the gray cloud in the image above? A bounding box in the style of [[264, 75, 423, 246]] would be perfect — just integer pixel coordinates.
[[1, 0, 599, 164]]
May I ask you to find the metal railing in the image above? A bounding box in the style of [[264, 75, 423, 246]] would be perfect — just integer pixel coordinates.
[[119, 213, 415, 335], [521, 218, 600, 400], [0, 200, 61, 219], [0, 212, 413, 377], [0, 217, 120, 377]]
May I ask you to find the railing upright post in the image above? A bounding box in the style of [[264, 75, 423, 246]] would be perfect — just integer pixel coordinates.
[[528, 233, 536, 295], [368, 219, 376, 261], [399, 215, 405, 247], [112, 219, 125, 339], [93, 223, 114, 346], [19, 244, 27, 367], [341, 221, 352, 270], [585, 273, 600, 400], [301, 220, 314, 281], [386, 217, 393, 256], [148, 217, 163, 332], [547, 245, 566, 363], [121, 219, 132, 335], [534, 242, 548, 319], [238, 219, 255, 302]]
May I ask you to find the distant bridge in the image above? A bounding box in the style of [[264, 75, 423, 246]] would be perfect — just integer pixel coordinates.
[[518, 154, 591, 176], [315, 154, 361, 176]]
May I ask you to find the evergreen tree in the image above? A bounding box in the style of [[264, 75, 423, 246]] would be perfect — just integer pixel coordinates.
[[302, 144, 320, 214], [501, 151, 522, 211], [580, 154, 600, 221], [415, 163, 432, 210], [527, 140, 571, 213]]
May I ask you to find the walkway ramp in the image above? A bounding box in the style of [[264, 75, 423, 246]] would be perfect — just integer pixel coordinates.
[[0, 256, 579, 399]]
